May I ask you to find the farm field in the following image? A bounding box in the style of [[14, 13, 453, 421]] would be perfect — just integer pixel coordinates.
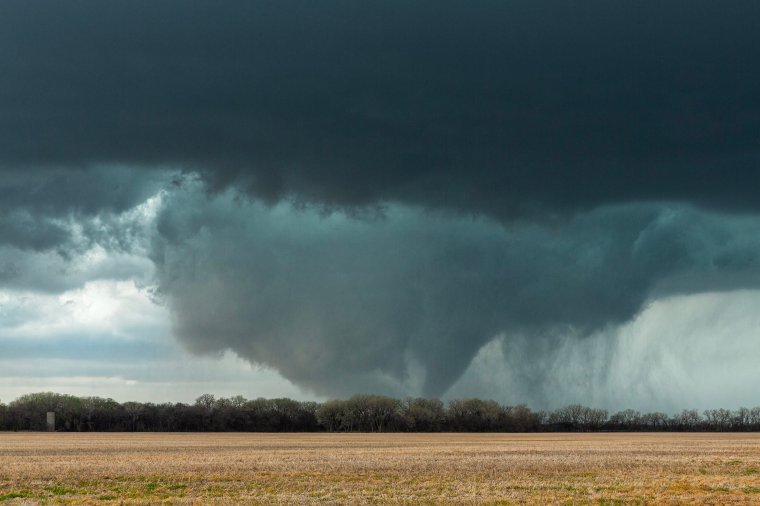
[[1, 433, 760, 504]]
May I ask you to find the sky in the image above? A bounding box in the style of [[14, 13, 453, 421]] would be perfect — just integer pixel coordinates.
[[1, 0, 759, 411]]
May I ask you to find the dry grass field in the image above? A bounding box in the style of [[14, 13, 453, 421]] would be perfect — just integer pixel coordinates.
[[1, 433, 760, 504]]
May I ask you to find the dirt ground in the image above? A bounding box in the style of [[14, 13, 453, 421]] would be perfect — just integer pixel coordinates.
[[1, 432, 760, 504]]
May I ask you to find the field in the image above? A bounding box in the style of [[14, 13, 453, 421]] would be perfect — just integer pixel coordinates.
[[1, 433, 760, 504]]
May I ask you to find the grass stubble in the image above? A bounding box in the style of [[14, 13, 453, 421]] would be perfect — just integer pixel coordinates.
[[1, 432, 760, 504]]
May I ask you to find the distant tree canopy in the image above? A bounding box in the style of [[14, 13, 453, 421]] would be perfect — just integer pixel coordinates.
[[1, 393, 760, 432]]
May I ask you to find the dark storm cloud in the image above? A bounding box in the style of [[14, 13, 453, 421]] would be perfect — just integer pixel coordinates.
[[0, 167, 167, 254], [0, 167, 166, 292], [0, 168, 166, 217], [152, 185, 760, 397], [4, 1, 760, 402], [0, 213, 67, 251], [2, 0, 759, 218]]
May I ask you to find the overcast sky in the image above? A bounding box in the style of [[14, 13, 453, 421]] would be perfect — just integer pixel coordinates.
[[1, 0, 759, 410]]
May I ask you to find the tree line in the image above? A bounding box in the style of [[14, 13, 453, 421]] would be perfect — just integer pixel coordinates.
[[2, 392, 760, 432]]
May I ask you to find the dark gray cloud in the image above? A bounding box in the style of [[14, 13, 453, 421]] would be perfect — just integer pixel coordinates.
[[2, 0, 759, 219], [0, 167, 166, 292], [0, 213, 68, 251], [3, 1, 760, 402], [0, 167, 167, 258], [152, 184, 760, 397]]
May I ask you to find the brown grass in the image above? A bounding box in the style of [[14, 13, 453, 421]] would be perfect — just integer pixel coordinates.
[[1, 432, 760, 504]]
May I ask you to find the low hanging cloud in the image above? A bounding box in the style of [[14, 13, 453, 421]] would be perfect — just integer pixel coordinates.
[[2, 1, 760, 405], [1, 1, 760, 220], [0, 166, 169, 293], [151, 182, 760, 397]]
